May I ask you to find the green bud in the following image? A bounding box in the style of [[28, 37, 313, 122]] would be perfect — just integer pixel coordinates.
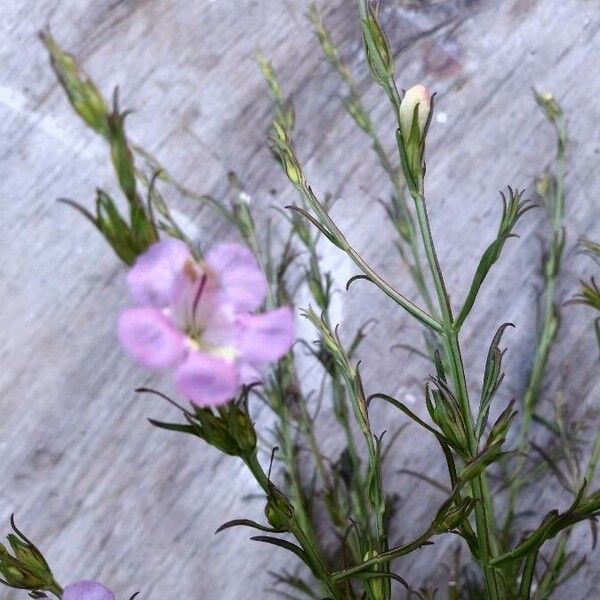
[[233, 197, 256, 244], [264, 488, 294, 531], [228, 406, 257, 455], [361, 9, 394, 86], [256, 52, 283, 103], [92, 189, 155, 265], [309, 5, 336, 62], [40, 31, 109, 136], [535, 171, 556, 199], [271, 139, 303, 187], [434, 497, 475, 533], [194, 408, 240, 456], [534, 90, 563, 123], [271, 118, 289, 143], [0, 522, 60, 593]]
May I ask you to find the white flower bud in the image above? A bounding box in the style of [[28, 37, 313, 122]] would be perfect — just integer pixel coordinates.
[[399, 84, 431, 141]]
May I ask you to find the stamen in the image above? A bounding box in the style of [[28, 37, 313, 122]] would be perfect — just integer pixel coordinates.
[[192, 274, 208, 319]]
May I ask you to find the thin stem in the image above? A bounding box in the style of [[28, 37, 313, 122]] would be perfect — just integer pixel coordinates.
[[297, 182, 442, 332], [279, 402, 322, 553], [243, 452, 348, 600], [519, 550, 538, 599], [507, 114, 567, 538], [332, 527, 436, 583], [298, 211, 372, 541], [584, 429, 600, 490], [331, 371, 371, 537], [412, 192, 502, 600], [535, 532, 568, 599]]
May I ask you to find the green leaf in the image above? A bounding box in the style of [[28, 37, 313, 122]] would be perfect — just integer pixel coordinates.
[[215, 519, 285, 535], [369, 393, 458, 489], [476, 323, 514, 437], [249, 536, 311, 570], [147, 419, 198, 437], [455, 187, 534, 329]]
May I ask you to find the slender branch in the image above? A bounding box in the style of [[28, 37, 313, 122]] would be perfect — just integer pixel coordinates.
[[243, 452, 348, 600], [411, 193, 502, 600]]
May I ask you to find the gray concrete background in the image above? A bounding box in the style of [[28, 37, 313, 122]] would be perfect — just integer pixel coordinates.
[[1, 1, 599, 598]]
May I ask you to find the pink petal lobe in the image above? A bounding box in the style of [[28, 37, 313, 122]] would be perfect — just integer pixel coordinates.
[[63, 581, 114, 600], [237, 307, 294, 365], [205, 243, 267, 311], [118, 307, 187, 369], [175, 352, 239, 407], [127, 239, 191, 306]]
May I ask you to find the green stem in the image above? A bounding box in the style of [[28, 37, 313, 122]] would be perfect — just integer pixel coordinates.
[[518, 550, 538, 599], [243, 452, 347, 600], [412, 192, 502, 600], [507, 115, 567, 538], [331, 371, 371, 538], [280, 403, 322, 550], [584, 429, 600, 490], [332, 527, 436, 583], [535, 532, 568, 599], [296, 183, 441, 331], [300, 218, 372, 544]]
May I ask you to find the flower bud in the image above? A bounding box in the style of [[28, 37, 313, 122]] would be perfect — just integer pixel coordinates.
[[0, 521, 60, 593], [399, 85, 431, 142], [270, 139, 303, 187], [264, 487, 295, 531], [40, 31, 109, 137], [256, 51, 283, 104], [397, 85, 433, 194], [360, 6, 394, 86], [434, 497, 475, 533], [534, 90, 562, 123], [232, 194, 256, 247], [228, 406, 258, 455]]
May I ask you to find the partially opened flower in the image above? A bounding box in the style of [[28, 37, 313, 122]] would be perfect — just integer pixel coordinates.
[[398, 84, 431, 143], [118, 239, 294, 407], [62, 581, 114, 600]]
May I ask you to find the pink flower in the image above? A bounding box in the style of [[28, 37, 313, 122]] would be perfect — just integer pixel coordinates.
[[118, 239, 294, 407], [62, 581, 114, 600]]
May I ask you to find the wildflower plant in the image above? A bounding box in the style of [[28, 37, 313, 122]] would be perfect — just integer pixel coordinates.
[[4, 3, 600, 599]]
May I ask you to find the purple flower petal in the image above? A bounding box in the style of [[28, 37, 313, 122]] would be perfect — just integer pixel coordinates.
[[118, 307, 187, 369], [63, 581, 115, 600], [205, 243, 267, 312], [239, 362, 263, 386], [236, 307, 294, 365], [169, 260, 220, 332], [175, 352, 239, 407], [127, 239, 191, 307]]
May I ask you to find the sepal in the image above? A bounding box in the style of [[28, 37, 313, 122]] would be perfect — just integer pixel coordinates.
[[144, 386, 257, 457], [0, 518, 61, 595]]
